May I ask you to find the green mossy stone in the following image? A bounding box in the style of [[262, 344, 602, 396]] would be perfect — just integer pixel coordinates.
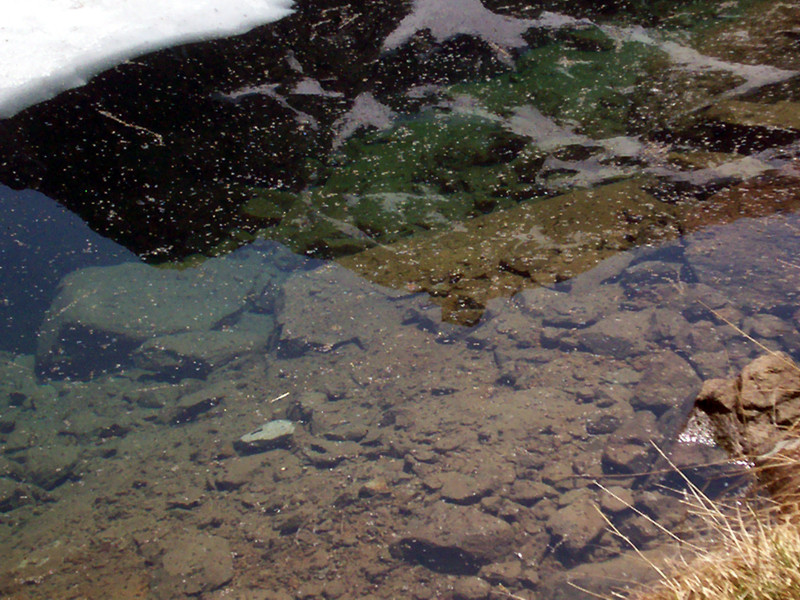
[[242, 189, 299, 221]]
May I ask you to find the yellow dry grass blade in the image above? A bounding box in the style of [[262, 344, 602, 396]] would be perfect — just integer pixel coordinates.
[[632, 442, 800, 600]]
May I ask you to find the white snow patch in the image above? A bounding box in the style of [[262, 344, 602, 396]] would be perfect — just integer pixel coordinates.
[[383, 0, 535, 50], [291, 78, 344, 97], [506, 104, 587, 151], [0, 0, 295, 118]]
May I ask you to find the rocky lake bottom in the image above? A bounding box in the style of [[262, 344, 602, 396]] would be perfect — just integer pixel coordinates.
[[1, 206, 799, 599]]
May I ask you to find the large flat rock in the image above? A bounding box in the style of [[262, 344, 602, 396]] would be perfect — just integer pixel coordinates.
[[36, 250, 279, 378], [391, 503, 515, 574]]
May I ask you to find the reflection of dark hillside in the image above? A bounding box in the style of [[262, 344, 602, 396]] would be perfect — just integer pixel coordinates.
[[0, 0, 413, 260], [0, 0, 798, 267]]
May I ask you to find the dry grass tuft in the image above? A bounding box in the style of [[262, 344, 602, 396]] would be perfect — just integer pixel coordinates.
[[637, 511, 800, 600], [622, 279, 800, 600], [631, 443, 800, 600]]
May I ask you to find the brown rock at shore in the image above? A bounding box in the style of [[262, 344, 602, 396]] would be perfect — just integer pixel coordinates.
[[689, 352, 800, 506]]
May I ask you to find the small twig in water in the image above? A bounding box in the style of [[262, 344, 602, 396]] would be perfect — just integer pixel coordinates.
[[593, 504, 669, 581], [495, 584, 531, 600], [269, 392, 290, 403], [97, 108, 165, 145], [567, 579, 627, 600], [777, 258, 800, 270]]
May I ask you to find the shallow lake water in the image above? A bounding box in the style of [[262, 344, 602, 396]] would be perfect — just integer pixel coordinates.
[[1, 0, 800, 598]]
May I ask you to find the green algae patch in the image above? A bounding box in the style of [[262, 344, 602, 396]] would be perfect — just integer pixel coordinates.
[[241, 113, 549, 256], [243, 189, 299, 222], [322, 114, 527, 198], [451, 32, 661, 138]]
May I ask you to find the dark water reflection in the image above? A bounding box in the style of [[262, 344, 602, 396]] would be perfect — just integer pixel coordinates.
[[2, 0, 797, 268], [0, 186, 134, 354]]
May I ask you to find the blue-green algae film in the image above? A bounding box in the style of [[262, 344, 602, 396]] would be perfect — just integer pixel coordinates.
[[1, 0, 800, 598]]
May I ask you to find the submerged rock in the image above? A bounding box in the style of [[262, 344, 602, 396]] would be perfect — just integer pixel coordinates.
[[234, 420, 296, 454], [133, 314, 274, 378], [149, 532, 233, 599], [9, 444, 81, 490], [391, 503, 515, 574], [425, 472, 493, 505], [301, 437, 362, 468], [452, 576, 492, 600], [602, 411, 659, 475], [546, 491, 606, 562], [36, 250, 279, 379], [276, 262, 406, 357], [163, 386, 226, 426], [632, 351, 701, 416], [0, 478, 38, 512], [575, 310, 654, 359]]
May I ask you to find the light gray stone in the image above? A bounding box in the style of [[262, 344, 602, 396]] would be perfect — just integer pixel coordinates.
[[134, 321, 272, 376], [276, 264, 407, 357], [234, 420, 296, 454]]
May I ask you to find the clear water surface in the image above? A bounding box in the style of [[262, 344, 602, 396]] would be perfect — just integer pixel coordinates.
[[1, 0, 799, 598]]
